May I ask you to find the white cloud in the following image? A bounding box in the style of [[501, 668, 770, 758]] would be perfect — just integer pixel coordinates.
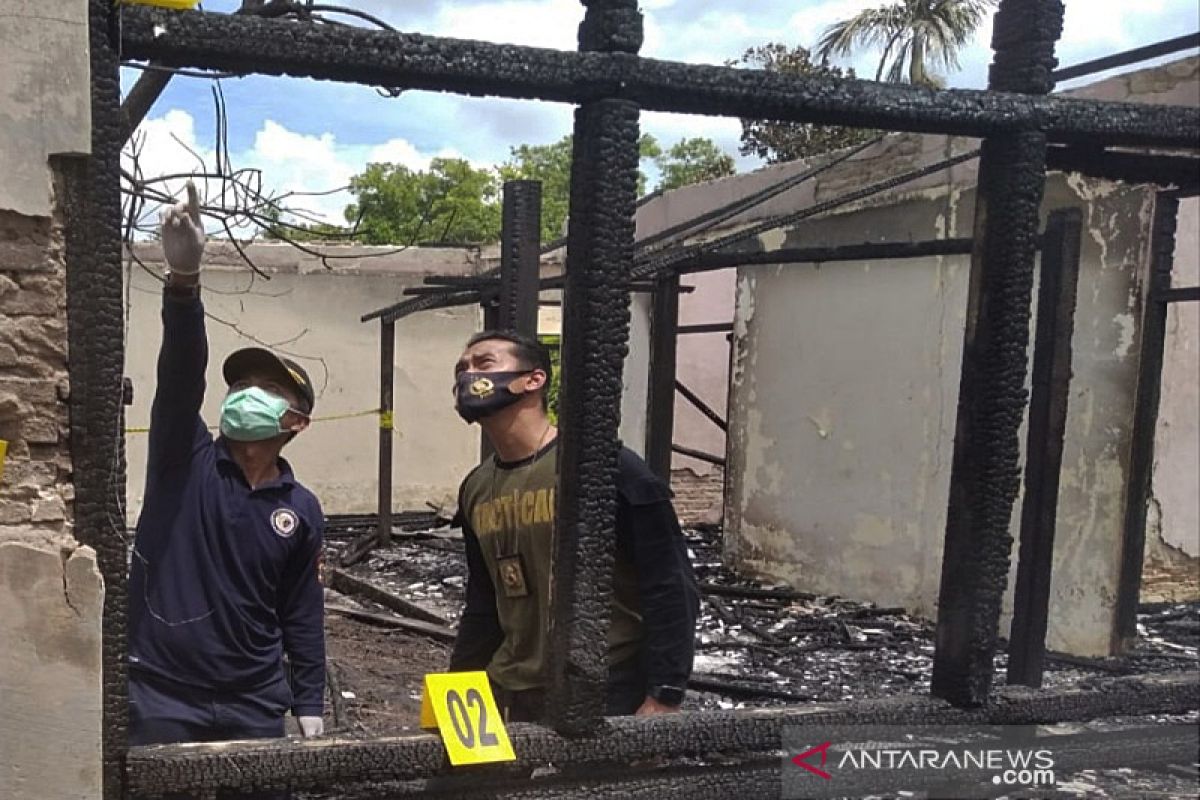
[[430, 0, 582, 48]]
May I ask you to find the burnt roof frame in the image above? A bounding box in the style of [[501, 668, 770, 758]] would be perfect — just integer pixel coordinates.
[[72, 1, 1200, 797]]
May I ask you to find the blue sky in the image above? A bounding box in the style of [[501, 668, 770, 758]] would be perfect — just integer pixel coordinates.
[[123, 0, 1200, 225]]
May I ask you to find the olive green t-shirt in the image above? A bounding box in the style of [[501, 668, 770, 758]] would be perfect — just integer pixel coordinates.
[[460, 441, 643, 691]]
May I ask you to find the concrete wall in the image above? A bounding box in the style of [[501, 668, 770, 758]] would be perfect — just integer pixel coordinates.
[[631, 162, 822, 475], [126, 243, 483, 516], [0, 2, 103, 797], [621, 57, 1200, 658], [725, 163, 1159, 657], [1152, 196, 1200, 559]]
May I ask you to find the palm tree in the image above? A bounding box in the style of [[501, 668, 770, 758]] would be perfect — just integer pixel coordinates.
[[816, 0, 996, 87]]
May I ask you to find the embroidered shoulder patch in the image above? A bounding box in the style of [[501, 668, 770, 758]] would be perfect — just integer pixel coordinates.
[[271, 507, 300, 538]]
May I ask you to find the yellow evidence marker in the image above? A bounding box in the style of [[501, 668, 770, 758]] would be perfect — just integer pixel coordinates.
[[0, 439, 7, 484], [419, 671, 516, 766]]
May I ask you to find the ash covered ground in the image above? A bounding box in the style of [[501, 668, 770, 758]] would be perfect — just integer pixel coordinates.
[[310, 516, 1199, 798]]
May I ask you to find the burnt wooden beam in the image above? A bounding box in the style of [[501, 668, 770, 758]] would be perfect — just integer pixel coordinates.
[[327, 568, 451, 627], [645, 273, 680, 481], [675, 380, 727, 432], [324, 604, 456, 644], [1115, 191, 1181, 650], [1156, 286, 1200, 303], [697, 582, 816, 602], [117, 6, 1200, 148], [120, 69, 173, 145], [415, 725, 1198, 799], [124, 671, 1200, 795], [672, 237, 976, 275], [1046, 145, 1200, 188], [1051, 32, 1200, 82], [1007, 208, 1084, 687], [677, 322, 733, 335], [671, 443, 725, 468], [632, 150, 982, 281], [933, 0, 1063, 708]]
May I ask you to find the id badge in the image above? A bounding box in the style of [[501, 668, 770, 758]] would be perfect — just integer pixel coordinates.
[[496, 554, 530, 598]]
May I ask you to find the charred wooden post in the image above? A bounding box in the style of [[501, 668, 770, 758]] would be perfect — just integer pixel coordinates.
[[1115, 191, 1181, 650], [1007, 208, 1084, 687], [933, 0, 1064, 707], [544, 0, 643, 736], [645, 273, 681, 480], [65, 5, 131, 798], [498, 180, 543, 337], [377, 320, 395, 546]]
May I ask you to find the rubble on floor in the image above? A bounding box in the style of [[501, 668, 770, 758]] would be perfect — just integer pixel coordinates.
[[320, 518, 1199, 726], [307, 516, 1197, 798]]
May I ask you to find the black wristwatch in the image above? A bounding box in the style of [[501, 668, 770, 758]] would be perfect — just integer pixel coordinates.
[[648, 684, 685, 707]]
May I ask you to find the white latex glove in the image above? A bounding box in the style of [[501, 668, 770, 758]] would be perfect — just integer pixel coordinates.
[[159, 181, 206, 275], [298, 715, 324, 737]]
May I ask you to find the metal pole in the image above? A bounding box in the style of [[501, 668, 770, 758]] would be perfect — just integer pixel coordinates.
[[1008, 207, 1084, 687], [377, 320, 395, 547], [932, 0, 1064, 708], [645, 273, 680, 480], [1114, 191, 1180, 650]]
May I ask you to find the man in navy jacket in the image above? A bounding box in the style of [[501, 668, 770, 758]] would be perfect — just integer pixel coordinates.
[[128, 184, 326, 774]]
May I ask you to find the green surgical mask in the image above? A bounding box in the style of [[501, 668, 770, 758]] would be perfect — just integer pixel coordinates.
[[219, 386, 301, 442]]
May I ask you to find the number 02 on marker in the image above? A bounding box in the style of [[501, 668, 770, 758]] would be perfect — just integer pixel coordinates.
[[420, 672, 516, 765]]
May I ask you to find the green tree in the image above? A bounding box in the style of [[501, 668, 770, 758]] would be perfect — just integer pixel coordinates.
[[259, 205, 350, 242], [816, 0, 995, 87], [499, 134, 663, 241], [654, 137, 736, 191], [498, 137, 574, 242], [732, 44, 877, 164], [345, 158, 501, 245]]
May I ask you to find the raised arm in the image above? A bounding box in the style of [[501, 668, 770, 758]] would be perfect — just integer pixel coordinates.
[[147, 182, 211, 474]]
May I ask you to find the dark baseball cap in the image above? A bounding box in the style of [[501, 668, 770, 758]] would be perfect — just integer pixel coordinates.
[[222, 347, 315, 414]]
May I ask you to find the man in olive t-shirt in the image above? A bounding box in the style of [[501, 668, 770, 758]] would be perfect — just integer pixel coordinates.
[[447, 330, 699, 721]]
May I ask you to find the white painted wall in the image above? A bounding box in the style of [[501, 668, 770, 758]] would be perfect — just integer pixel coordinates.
[[1153, 196, 1200, 558], [724, 170, 1165, 657], [126, 243, 482, 516]]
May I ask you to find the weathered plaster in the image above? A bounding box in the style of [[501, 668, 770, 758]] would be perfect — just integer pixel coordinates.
[[126, 243, 482, 515], [0, 1, 91, 217], [0, 543, 103, 800], [1151, 195, 1200, 560], [726, 171, 1164, 656]]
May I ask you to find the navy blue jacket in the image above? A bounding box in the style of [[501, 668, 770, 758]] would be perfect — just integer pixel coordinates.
[[128, 289, 325, 717]]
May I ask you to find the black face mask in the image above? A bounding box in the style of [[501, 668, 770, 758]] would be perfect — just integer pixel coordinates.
[[454, 370, 531, 423]]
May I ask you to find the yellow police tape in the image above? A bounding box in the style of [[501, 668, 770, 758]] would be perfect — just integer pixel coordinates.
[[0, 439, 8, 484], [118, 0, 200, 9], [124, 407, 390, 435]]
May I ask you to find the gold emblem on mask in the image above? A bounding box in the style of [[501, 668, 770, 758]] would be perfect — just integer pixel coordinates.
[[469, 377, 495, 398]]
